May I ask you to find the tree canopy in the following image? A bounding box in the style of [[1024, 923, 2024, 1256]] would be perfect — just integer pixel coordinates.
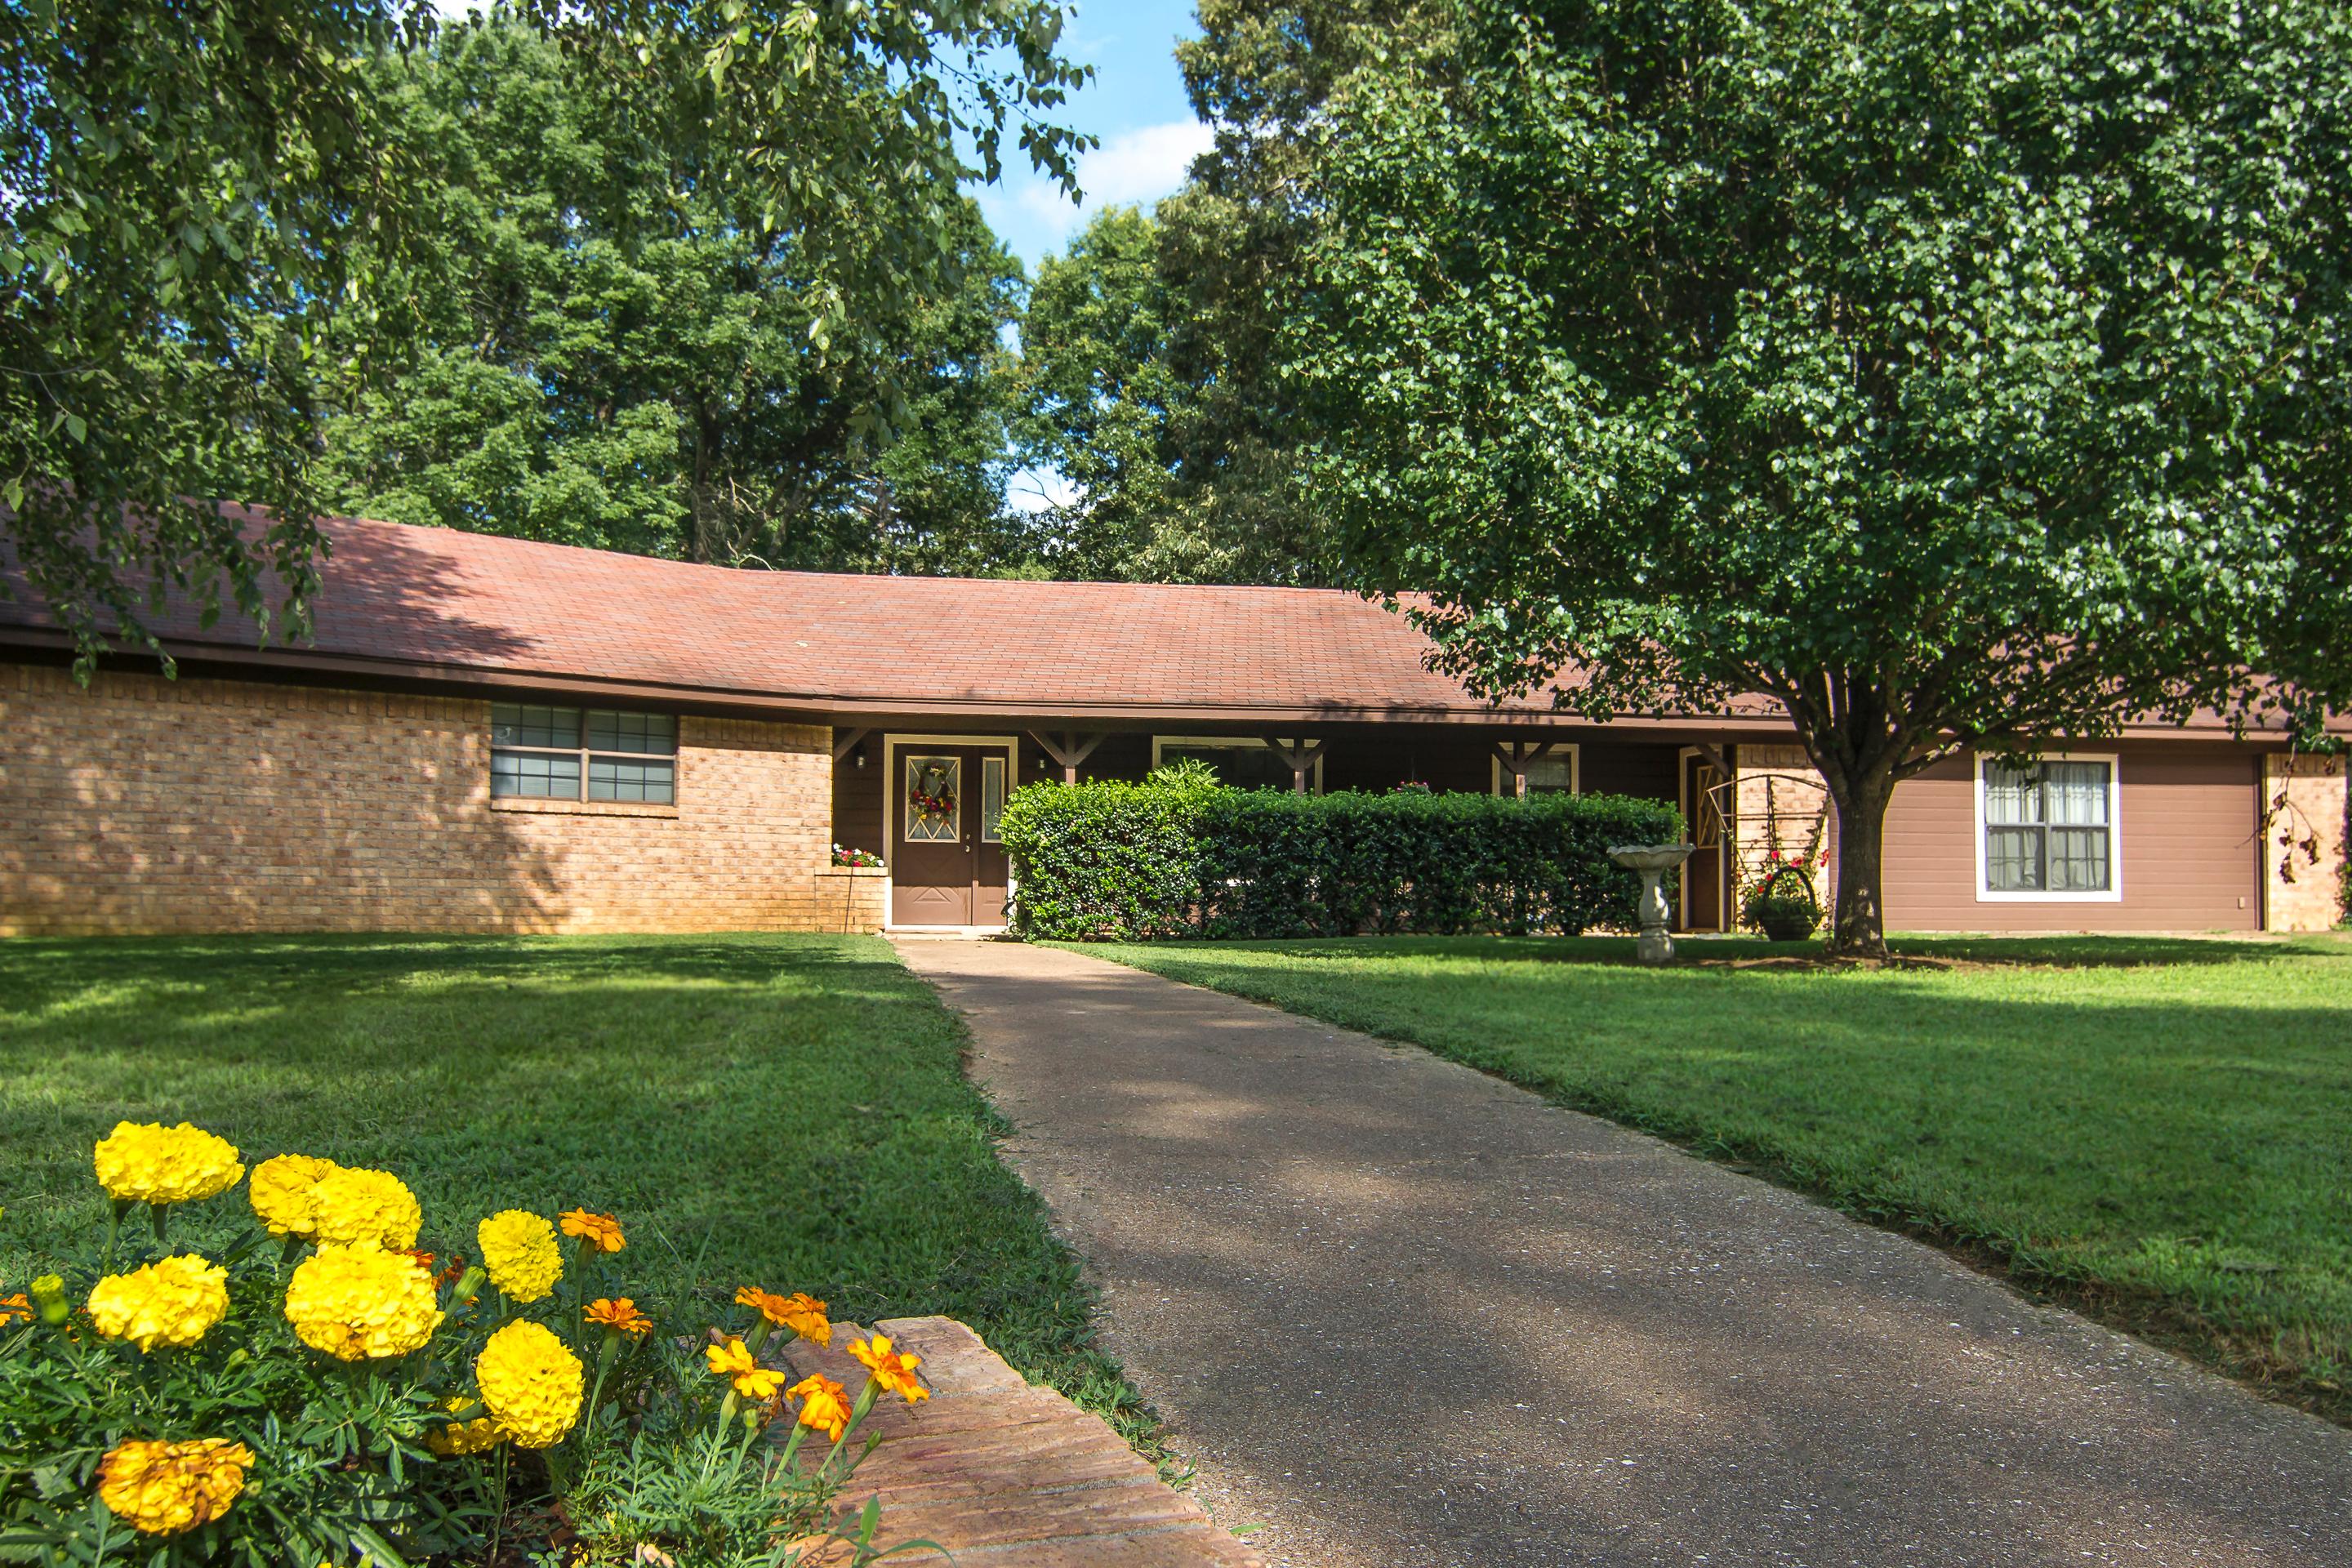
[[4, 0, 1087, 665], [1286, 0, 2352, 953], [315, 20, 1037, 576]]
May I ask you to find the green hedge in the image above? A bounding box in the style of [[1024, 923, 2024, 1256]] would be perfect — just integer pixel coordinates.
[[997, 780, 1683, 941]]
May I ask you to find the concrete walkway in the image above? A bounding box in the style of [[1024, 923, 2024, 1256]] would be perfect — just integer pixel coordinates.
[[892, 937, 2352, 1568]]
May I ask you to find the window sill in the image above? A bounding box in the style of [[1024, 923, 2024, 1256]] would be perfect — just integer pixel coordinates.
[[818, 866, 889, 878], [490, 796, 679, 820]]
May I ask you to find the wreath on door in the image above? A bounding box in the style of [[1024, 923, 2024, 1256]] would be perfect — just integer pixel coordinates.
[[907, 760, 959, 837]]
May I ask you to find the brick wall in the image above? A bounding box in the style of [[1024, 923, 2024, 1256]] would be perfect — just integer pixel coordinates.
[[0, 662, 868, 936], [2262, 753, 2350, 933], [1731, 744, 1835, 909]]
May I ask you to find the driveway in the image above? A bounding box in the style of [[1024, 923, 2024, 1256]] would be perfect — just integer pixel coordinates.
[[891, 936, 2352, 1567]]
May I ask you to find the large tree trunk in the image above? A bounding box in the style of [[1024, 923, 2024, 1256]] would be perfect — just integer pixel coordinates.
[[1824, 775, 1895, 960]]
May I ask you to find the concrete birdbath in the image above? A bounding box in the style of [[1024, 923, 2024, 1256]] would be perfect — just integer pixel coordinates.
[[1608, 843, 1698, 964]]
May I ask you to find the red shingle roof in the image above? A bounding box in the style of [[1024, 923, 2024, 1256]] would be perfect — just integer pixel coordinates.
[[7, 511, 1666, 722]]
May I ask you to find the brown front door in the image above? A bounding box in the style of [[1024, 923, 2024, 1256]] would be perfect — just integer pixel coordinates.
[[890, 745, 1013, 926], [1682, 752, 1728, 932]]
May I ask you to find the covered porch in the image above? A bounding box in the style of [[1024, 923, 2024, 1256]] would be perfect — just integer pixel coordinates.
[[825, 718, 1802, 934]]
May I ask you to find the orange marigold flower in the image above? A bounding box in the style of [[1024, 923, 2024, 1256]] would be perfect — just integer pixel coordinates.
[[559, 1209, 626, 1254], [405, 1250, 435, 1273], [788, 1374, 852, 1442], [848, 1333, 929, 1404], [584, 1297, 652, 1336], [706, 1336, 786, 1401], [735, 1286, 831, 1344]]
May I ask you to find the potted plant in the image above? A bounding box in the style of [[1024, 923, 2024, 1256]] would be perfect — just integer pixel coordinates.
[[1740, 858, 1821, 942]]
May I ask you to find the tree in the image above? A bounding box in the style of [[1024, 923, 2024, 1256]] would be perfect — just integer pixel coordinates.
[[315, 20, 1036, 576], [3, 0, 1086, 667], [1015, 207, 1185, 574], [1009, 4, 1451, 585], [1287, 0, 2352, 956]]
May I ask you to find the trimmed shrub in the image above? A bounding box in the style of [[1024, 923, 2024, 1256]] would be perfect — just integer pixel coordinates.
[[998, 779, 1682, 941]]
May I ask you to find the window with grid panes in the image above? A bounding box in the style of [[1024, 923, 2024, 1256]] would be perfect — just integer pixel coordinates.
[[1982, 760, 2114, 893], [492, 704, 676, 804]]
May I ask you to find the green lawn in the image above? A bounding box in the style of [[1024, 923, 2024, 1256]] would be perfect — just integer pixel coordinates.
[[1075, 932, 2352, 1418], [0, 933, 1147, 1438]]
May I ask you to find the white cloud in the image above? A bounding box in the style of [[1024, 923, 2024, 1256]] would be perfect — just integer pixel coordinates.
[[982, 118, 1214, 263]]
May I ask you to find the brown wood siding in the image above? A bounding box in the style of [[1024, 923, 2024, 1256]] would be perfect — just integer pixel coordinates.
[[1882, 745, 2262, 932], [1581, 742, 1682, 804]]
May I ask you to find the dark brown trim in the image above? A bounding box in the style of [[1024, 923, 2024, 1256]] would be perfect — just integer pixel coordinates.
[[831, 727, 871, 763]]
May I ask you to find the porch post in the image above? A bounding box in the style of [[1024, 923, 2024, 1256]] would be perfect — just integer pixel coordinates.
[[1029, 729, 1106, 786], [1489, 739, 1556, 797], [1264, 737, 1327, 795]]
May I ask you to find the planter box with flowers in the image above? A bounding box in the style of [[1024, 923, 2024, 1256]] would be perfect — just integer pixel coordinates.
[[0, 1121, 936, 1566]]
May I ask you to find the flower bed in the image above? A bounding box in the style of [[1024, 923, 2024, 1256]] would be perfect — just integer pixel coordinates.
[[1, 1121, 932, 1566]]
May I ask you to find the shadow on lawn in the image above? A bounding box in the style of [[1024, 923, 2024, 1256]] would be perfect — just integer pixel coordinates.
[[1202, 931, 2352, 970], [0, 932, 921, 1022]]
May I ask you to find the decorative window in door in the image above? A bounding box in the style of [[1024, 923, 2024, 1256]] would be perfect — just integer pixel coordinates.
[[980, 756, 1007, 842], [905, 755, 961, 842]]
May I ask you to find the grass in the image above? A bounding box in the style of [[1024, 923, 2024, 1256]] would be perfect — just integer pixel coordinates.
[[1071, 930, 2352, 1420], [0, 933, 1153, 1446]]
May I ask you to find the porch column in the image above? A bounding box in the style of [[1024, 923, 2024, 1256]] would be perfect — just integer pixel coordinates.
[[1489, 739, 1557, 798], [1264, 737, 1327, 795], [1030, 730, 1107, 786]]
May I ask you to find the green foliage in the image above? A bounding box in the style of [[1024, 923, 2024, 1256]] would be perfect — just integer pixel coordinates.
[[997, 778, 1209, 941], [1084, 932, 2352, 1415], [4, 0, 1087, 664], [317, 20, 1040, 574], [1010, 4, 1456, 585], [999, 780, 1679, 940], [1285, 0, 2352, 954], [1, 0, 436, 666]]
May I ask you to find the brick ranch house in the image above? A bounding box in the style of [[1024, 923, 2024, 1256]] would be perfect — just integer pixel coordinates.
[[2, 514, 2345, 938]]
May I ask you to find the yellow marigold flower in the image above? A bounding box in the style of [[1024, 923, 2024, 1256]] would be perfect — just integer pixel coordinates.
[[848, 1334, 929, 1404], [87, 1255, 229, 1352], [584, 1297, 652, 1336], [476, 1320, 585, 1449], [248, 1153, 340, 1239], [736, 1286, 831, 1345], [426, 1397, 506, 1457], [309, 1166, 422, 1250], [283, 1245, 443, 1360], [705, 1336, 786, 1401], [559, 1209, 626, 1254], [96, 1437, 255, 1535], [93, 1122, 244, 1206], [477, 1210, 562, 1303], [788, 1374, 852, 1442]]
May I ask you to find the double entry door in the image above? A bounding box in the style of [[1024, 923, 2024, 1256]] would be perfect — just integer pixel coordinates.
[[889, 741, 1012, 927]]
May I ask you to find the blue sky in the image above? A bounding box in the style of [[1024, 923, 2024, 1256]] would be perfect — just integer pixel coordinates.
[[976, 2, 1207, 273]]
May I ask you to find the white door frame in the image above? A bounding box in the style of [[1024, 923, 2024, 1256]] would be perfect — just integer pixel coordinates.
[[881, 733, 1020, 932]]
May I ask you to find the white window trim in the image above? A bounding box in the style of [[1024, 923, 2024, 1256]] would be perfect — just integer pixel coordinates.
[[1489, 744, 1581, 797], [1973, 751, 2123, 903], [1151, 735, 1324, 792]]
